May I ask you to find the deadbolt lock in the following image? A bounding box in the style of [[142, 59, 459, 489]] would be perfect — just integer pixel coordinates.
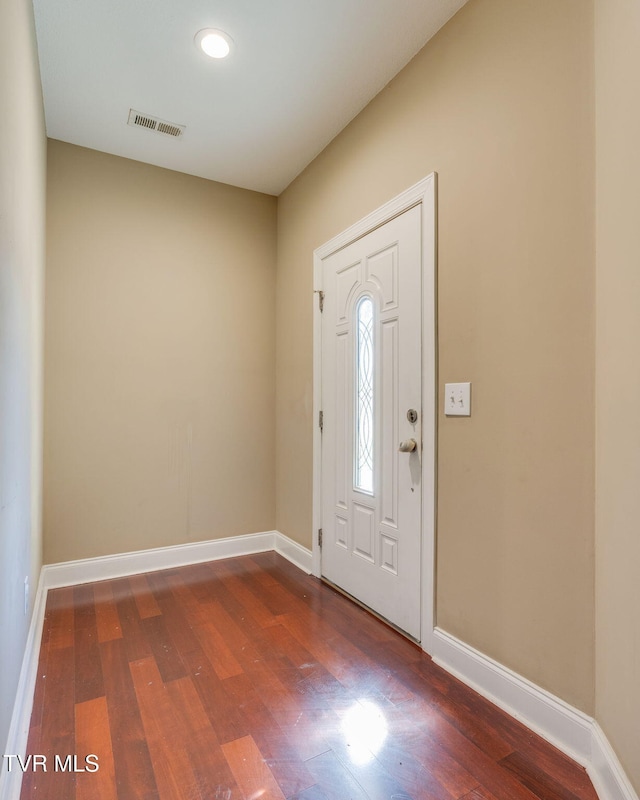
[[407, 409, 418, 424]]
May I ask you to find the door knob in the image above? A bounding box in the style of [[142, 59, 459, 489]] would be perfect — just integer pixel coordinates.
[[398, 438, 418, 453]]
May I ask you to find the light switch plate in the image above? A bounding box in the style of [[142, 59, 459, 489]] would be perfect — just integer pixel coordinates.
[[444, 382, 471, 416]]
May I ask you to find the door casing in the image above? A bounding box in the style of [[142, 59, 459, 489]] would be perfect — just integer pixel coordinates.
[[312, 174, 437, 654]]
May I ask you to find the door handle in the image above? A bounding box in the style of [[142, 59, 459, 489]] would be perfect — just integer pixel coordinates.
[[398, 438, 418, 453]]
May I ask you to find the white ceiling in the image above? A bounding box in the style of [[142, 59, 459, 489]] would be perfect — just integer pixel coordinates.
[[33, 0, 468, 196]]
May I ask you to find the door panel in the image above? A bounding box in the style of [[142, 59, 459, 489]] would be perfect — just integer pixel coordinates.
[[321, 205, 422, 639]]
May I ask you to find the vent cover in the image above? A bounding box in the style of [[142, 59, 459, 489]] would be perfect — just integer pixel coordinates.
[[127, 109, 185, 139]]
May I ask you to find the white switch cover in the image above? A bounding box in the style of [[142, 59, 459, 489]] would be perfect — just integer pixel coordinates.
[[445, 382, 471, 416]]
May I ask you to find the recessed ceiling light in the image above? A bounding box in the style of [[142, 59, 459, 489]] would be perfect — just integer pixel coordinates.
[[195, 28, 233, 59]]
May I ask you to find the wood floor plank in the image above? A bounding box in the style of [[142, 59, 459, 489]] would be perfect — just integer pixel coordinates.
[[275, 708, 344, 764], [459, 789, 502, 800], [164, 676, 241, 799], [221, 734, 287, 800], [140, 570, 203, 654], [213, 561, 281, 628], [202, 595, 280, 674], [155, 597, 250, 744], [398, 705, 542, 800], [100, 638, 159, 800], [129, 656, 203, 800], [167, 572, 247, 691], [22, 603, 52, 758], [47, 586, 75, 650], [74, 584, 105, 704], [24, 554, 600, 800], [302, 750, 370, 800], [180, 562, 226, 604], [263, 622, 320, 671], [20, 643, 76, 800], [329, 746, 417, 800], [277, 611, 368, 686], [247, 573, 308, 619], [251, 724, 316, 799], [395, 689, 514, 763], [239, 656, 307, 714], [222, 671, 290, 740], [353, 698, 479, 799], [279, 610, 413, 706], [505, 738, 599, 800], [171, 653, 249, 744], [297, 661, 361, 716], [140, 613, 188, 683], [499, 751, 594, 800], [349, 735, 454, 800], [74, 696, 117, 800], [111, 579, 153, 663], [163, 572, 210, 627], [128, 574, 162, 619], [19, 627, 51, 800], [191, 667, 251, 745], [192, 617, 244, 680], [93, 582, 123, 643], [442, 678, 598, 798], [288, 784, 328, 800], [142, 572, 253, 745]]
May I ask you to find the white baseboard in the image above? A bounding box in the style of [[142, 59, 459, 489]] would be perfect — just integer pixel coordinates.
[[0, 571, 48, 800], [41, 530, 312, 589], [589, 722, 639, 800], [432, 627, 639, 800], [432, 627, 594, 764], [43, 530, 280, 588], [274, 532, 313, 573]]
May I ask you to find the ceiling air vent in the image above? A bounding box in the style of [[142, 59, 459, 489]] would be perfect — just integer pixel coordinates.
[[127, 109, 185, 139]]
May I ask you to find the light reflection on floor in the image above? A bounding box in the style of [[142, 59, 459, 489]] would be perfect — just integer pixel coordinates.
[[340, 699, 389, 765]]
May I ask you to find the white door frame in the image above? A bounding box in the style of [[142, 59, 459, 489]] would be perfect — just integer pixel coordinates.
[[312, 174, 437, 654]]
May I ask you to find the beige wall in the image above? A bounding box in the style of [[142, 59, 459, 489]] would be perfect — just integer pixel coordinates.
[[595, 0, 640, 792], [276, 0, 595, 712], [0, 0, 46, 752], [45, 142, 277, 563]]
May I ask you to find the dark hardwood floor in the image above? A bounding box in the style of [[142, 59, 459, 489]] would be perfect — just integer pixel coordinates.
[[20, 552, 599, 800]]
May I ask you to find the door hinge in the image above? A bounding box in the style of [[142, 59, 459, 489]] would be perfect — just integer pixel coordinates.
[[319, 410, 324, 432], [318, 528, 323, 548], [318, 291, 325, 312]]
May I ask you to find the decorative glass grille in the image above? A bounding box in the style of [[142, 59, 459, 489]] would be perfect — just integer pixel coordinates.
[[355, 296, 374, 494]]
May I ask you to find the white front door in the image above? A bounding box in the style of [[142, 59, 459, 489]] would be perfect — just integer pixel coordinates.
[[320, 205, 423, 639]]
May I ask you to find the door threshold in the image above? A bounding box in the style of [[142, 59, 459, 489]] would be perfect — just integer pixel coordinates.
[[320, 576, 421, 646]]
